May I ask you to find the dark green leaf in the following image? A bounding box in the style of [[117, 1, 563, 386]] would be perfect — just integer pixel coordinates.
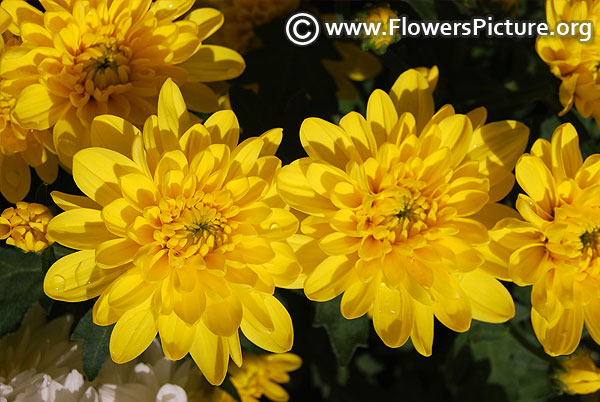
[[71, 308, 114, 380], [450, 321, 554, 402], [313, 296, 369, 366], [0, 247, 44, 337]]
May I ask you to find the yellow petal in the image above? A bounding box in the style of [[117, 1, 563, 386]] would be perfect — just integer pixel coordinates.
[[340, 275, 379, 319], [515, 155, 557, 216], [508, 243, 548, 285], [339, 111, 378, 162], [372, 284, 413, 348], [96, 238, 139, 269], [300, 117, 359, 169], [584, 300, 600, 346], [532, 306, 582, 356], [119, 173, 159, 210], [106, 268, 153, 310], [90, 115, 140, 159], [410, 301, 434, 356], [158, 312, 196, 360], [110, 302, 158, 363], [389, 69, 434, 133], [53, 107, 89, 169], [186, 8, 224, 41], [550, 123, 583, 180], [181, 45, 245, 82], [190, 321, 229, 385], [101, 198, 140, 237], [204, 110, 240, 149], [0, 154, 30, 203], [240, 294, 293, 353], [431, 289, 472, 333], [34, 153, 59, 184], [151, 0, 194, 21], [460, 269, 514, 323], [51, 191, 101, 211], [158, 78, 190, 138], [276, 159, 337, 216], [180, 81, 219, 113], [203, 293, 243, 337], [12, 84, 68, 130], [259, 128, 283, 157], [437, 114, 473, 166], [44, 250, 122, 302], [366, 89, 398, 146], [304, 255, 355, 301], [73, 148, 143, 206], [48, 208, 117, 249]]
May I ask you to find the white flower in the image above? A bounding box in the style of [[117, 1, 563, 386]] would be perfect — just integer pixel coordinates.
[[94, 340, 217, 402], [0, 305, 97, 402]]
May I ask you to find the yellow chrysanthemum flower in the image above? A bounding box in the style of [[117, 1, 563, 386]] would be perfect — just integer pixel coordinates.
[[198, 0, 299, 54], [0, 201, 54, 252], [359, 6, 400, 54], [485, 123, 600, 356], [1, 0, 245, 170], [43, 79, 301, 385], [536, 0, 600, 123], [225, 353, 301, 402], [557, 350, 600, 395], [0, 7, 58, 203], [277, 66, 529, 355]]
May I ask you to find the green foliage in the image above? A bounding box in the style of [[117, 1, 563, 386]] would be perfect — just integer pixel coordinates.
[[313, 296, 369, 366], [0, 247, 44, 337], [448, 321, 555, 402], [71, 308, 113, 381]]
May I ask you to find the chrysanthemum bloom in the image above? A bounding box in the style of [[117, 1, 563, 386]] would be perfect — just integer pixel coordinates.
[[94, 340, 217, 402], [44, 79, 301, 385], [225, 353, 301, 402], [0, 305, 98, 402], [322, 41, 382, 101], [557, 350, 600, 395], [0, 8, 58, 203], [1, 0, 245, 170], [484, 123, 600, 356], [358, 6, 400, 55], [0, 201, 54, 252], [277, 66, 529, 355], [536, 0, 600, 124], [198, 0, 299, 54]]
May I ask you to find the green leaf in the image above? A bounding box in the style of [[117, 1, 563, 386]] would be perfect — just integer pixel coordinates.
[[313, 296, 369, 366], [0, 247, 44, 337], [220, 374, 241, 402], [450, 321, 554, 402], [400, 0, 437, 20], [71, 308, 114, 380]]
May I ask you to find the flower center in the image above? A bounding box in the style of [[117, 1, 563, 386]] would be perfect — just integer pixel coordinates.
[[581, 228, 600, 257], [144, 192, 235, 269], [81, 44, 131, 91]]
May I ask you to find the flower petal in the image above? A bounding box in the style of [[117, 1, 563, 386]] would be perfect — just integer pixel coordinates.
[[48, 208, 117, 249], [460, 269, 514, 323], [110, 302, 158, 363], [44, 250, 122, 302]]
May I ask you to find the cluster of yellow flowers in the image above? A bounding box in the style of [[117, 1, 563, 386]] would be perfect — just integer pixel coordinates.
[[0, 0, 600, 398]]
